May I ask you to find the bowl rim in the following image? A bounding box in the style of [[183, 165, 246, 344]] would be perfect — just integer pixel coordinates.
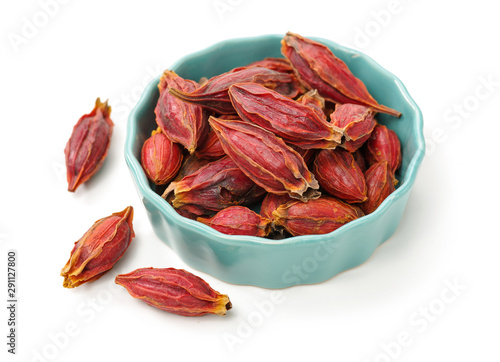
[[124, 34, 425, 247]]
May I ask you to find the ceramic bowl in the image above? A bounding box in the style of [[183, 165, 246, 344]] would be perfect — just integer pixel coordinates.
[[125, 34, 424, 288]]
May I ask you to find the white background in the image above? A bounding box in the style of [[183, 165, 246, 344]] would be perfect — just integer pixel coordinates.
[[1, 1, 499, 361]]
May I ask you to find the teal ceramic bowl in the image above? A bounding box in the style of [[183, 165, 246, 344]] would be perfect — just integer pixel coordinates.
[[125, 34, 424, 288]]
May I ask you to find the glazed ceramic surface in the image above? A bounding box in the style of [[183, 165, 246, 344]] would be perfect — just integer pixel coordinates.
[[125, 35, 425, 288]]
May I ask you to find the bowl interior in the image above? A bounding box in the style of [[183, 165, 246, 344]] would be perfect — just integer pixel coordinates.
[[127, 34, 424, 216], [124, 34, 424, 286]]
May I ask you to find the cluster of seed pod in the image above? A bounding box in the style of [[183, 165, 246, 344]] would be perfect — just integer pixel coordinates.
[[140, 32, 402, 238]]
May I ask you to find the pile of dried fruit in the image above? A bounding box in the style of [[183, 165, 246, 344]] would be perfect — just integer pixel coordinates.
[[142, 32, 402, 238], [60, 206, 231, 316], [60, 31, 403, 317]]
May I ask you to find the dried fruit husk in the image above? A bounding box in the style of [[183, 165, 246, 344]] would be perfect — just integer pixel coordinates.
[[281, 32, 401, 117], [359, 161, 396, 214], [198, 206, 271, 237], [61, 206, 134, 288], [313, 148, 368, 203], [115, 267, 231, 317], [169, 66, 302, 114], [228, 82, 342, 149], [208, 116, 320, 201], [154, 70, 208, 154], [272, 196, 364, 236], [163, 156, 265, 217], [141, 127, 183, 185], [65, 98, 114, 192]]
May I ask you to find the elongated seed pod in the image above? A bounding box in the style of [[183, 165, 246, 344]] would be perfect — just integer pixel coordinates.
[[209, 116, 320, 201], [115, 268, 231, 317], [228, 82, 342, 149], [65, 98, 113, 192], [61, 206, 134, 288], [154, 70, 208, 154], [272, 196, 364, 236], [198, 206, 271, 237], [313, 148, 367, 203], [169, 66, 302, 114], [281, 32, 401, 117]]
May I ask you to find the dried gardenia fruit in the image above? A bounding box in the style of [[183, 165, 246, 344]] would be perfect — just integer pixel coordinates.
[[363, 123, 402, 176], [209, 116, 320, 201], [259, 193, 293, 220], [360, 161, 395, 214], [228, 82, 342, 149], [313, 148, 367, 203], [287, 144, 316, 166], [169, 66, 301, 114], [115, 267, 231, 317], [353, 149, 367, 173], [194, 128, 226, 160], [296, 89, 327, 120], [61, 206, 134, 288], [330, 103, 376, 152], [154, 70, 207, 154], [65, 98, 113, 192], [198, 206, 271, 237], [141, 127, 183, 185], [272, 196, 364, 236], [281, 32, 401, 117], [172, 154, 211, 183], [163, 156, 265, 216]]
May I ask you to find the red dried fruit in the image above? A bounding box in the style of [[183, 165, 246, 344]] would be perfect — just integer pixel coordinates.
[[272, 196, 364, 236], [172, 154, 211, 183], [296, 89, 326, 120], [360, 161, 395, 214], [364, 124, 402, 176], [330, 103, 376, 152], [115, 267, 231, 317], [194, 128, 226, 160], [198, 206, 271, 237], [353, 149, 367, 173], [163, 156, 265, 216], [313, 148, 367, 203], [281, 32, 401, 117], [65, 98, 113, 192], [154, 70, 208, 154], [169, 66, 302, 114], [61, 206, 134, 288], [259, 193, 293, 220], [287, 144, 316, 166], [209, 116, 320, 201], [228, 82, 342, 149], [141, 127, 183, 185]]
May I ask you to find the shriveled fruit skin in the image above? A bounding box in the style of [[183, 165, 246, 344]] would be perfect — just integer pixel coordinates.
[[154, 70, 207, 154], [65, 98, 114, 192], [359, 161, 396, 214], [363, 123, 402, 176], [141, 128, 182, 185], [209, 116, 320, 201], [61, 206, 134, 288], [169, 66, 302, 114], [164, 156, 265, 217], [115, 268, 232, 317], [281, 32, 401, 117], [198, 206, 271, 237], [330, 104, 376, 152], [229, 82, 341, 149], [272, 196, 364, 236], [313, 148, 367, 203]]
